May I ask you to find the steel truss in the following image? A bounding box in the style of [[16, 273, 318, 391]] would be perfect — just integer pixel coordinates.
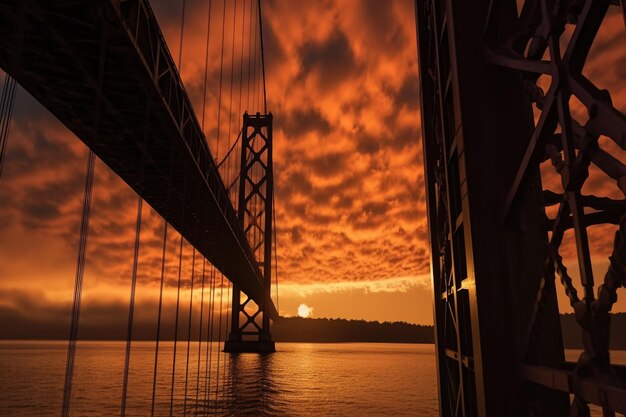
[[486, 0, 626, 415], [416, 0, 626, 415]]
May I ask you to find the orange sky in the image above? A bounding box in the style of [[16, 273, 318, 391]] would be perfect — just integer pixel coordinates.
[[0, 1, 624, 333]]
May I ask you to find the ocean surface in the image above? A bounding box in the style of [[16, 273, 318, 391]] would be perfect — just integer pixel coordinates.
[[1, 341, 624, 416]]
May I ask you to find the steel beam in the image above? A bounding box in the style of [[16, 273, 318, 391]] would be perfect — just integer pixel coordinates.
[[418, 0, 626, 414]]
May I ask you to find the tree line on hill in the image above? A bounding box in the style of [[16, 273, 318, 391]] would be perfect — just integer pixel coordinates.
[[273, 314, 626, 349], [272, 316, 434, 343]]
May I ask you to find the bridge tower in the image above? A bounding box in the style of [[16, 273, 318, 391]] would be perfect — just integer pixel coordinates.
[[225, 112, 276, 354], [416, 0, 626, 415]]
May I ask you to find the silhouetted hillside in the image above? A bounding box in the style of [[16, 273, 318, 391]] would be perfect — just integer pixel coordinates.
[[272, 314, 626, 347], [561, 313, 626, 350], [272, 317, 434, 343]]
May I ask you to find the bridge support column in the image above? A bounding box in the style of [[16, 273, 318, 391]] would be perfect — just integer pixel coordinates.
[[225, 112, 275, 354]]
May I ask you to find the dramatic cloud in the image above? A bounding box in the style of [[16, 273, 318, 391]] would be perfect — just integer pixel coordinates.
[[0, 1, 624, 329]]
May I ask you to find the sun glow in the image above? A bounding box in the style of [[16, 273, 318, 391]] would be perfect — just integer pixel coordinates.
[[297, 303, 313, 318]]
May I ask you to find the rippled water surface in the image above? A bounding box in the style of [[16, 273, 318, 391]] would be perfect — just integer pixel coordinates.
[[0, 341, 438, 416]]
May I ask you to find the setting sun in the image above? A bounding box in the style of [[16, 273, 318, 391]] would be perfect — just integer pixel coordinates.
[[297, 304, 313, 318]]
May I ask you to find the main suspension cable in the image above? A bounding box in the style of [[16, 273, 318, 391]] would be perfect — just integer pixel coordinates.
[[216, 127, 243, 170]]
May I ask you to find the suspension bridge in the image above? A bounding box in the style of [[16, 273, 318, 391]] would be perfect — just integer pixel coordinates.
[[0, 0, 279, 415], [1, 0, 626, 416]]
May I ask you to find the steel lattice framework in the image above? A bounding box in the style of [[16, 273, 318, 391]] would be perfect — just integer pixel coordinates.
[[416, 0, 626, 415], [226, 113, 275, 353]]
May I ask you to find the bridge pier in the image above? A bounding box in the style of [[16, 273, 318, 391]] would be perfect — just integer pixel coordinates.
[[224, 335, 275, 354], [224, 113, 276, 354]]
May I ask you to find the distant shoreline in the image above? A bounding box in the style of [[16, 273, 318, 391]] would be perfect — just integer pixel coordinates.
[[271, 316, 434, 344], [2, 315, 625, 348]]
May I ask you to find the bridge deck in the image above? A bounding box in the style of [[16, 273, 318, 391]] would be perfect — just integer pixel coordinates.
[[0, 0, 276, 317]]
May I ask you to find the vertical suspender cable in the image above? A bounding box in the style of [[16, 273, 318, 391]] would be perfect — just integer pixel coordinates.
[[177, 0, 187, 74], [169, 235, 185, 416], [226, 0, 238, 190], [216, 0, 228, 161], [201, 0, 213, 133], [222, 281, 231, 395], [256, 0, 261, 113], [238, 0, 246, 119], [61, 150, 96, 417], [256, 36, 261, 112], [152, 0, 188, 406], [214, 272, 225, 405], [203, 267, 212, 409], [204, 266, 217, 409], [234, 0, 248, 210], [0, 3, 25, 180], [256, 0, 275, 315], [120, 196, 143, 417], [251, 2, 258, 113], [273, 193, 279, 313], [183, 249, 196, 415], [150, 147, 176, 417], [151, 220, 169, 417], [246, 0, 253, 112], [62, 23, 104, 416], [0, 75, 17, 179], [222, 0, 237, 378], [199, 1, 213, 410], [194, 258, 207, 412], [257, 0, 267, 114], [168, 3, 188, 412], [121, 98, 150, 416]]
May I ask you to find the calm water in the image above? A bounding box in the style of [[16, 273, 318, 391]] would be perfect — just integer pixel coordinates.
[[0, 341, 438, 416], [1, 341, 623, 416]]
